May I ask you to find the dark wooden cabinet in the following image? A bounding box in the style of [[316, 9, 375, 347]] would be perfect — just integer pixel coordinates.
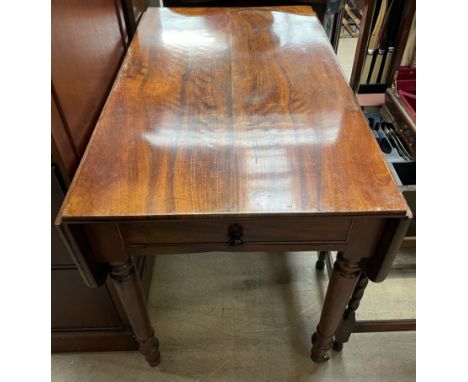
[[51, 168, 74, 266], [52, 269, 122, 330], [51, 0, 127, 156], [51, 97, 78, 186], [161, 1, 328, 22], [52, 0, 153, 352], [122, 0, 148, 38]]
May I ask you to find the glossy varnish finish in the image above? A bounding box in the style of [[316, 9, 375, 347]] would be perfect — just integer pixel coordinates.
[[57, 7, 411, 365], [59, 7, 407, 222]]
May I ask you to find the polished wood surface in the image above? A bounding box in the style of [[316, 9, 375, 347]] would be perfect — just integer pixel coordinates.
[[56, 7, 410, 365], [59, 6, 407, 223]]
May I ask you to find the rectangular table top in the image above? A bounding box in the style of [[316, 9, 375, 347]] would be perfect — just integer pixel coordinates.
[[59, 6, 407, 222]]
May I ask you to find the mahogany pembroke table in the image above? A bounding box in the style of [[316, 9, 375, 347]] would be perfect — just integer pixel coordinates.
[[57, 6, 410, 366]]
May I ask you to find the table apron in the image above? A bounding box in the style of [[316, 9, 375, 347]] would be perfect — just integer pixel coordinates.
[[125, 241, 349, 256], [118, 217, 353, 247], [61, 216, 407, 287]]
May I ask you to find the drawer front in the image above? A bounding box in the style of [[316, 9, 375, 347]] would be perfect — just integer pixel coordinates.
[[119, 217, 352, 246]]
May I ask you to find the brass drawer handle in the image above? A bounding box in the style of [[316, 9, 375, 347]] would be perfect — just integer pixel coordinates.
[[227, 224, 244, 247]]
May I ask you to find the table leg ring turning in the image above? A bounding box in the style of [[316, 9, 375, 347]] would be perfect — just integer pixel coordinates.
[[138, 331, 160, 367], [310, 253, 363, 363], [110, 258, 161, 367], [311, 328, 333, 362]]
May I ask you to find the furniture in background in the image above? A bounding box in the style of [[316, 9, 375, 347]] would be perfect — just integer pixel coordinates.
[[57, 7, 410, 366], [157, 1, 355, 52], [348, 0, 416, 256], [121, 0, 148, 39], [161, 0, 328, 21], [51, 0, 155, 352], [341, 1, 362, 37], [349, 0, 415, 93], [316, 64, 416, 351]]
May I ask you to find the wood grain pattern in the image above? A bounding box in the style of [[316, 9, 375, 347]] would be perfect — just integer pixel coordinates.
[[59, 7, 407, 223]]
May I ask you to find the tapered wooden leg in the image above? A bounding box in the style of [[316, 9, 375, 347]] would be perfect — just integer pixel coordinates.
[[333, 273, 369, 352], [315, 251, 327, 270], [311, 252, 363, 362], [110, 258, 160, 367]]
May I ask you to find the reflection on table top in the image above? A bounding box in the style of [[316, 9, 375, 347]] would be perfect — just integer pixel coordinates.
[[60, 7, 407, 222]]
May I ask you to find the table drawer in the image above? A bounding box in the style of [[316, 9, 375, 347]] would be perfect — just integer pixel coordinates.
[[119, 217, 352, 246]]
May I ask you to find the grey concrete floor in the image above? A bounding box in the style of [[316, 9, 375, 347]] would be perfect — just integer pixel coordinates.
[[337, 37, 359, 81], [52, 250, 415, 382]]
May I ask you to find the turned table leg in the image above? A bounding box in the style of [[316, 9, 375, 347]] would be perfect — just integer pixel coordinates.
[[311, 252, 363, 362], [333, 273, 369, 351], [110, 258, 160, 367], [315, 251, 327, 270]]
